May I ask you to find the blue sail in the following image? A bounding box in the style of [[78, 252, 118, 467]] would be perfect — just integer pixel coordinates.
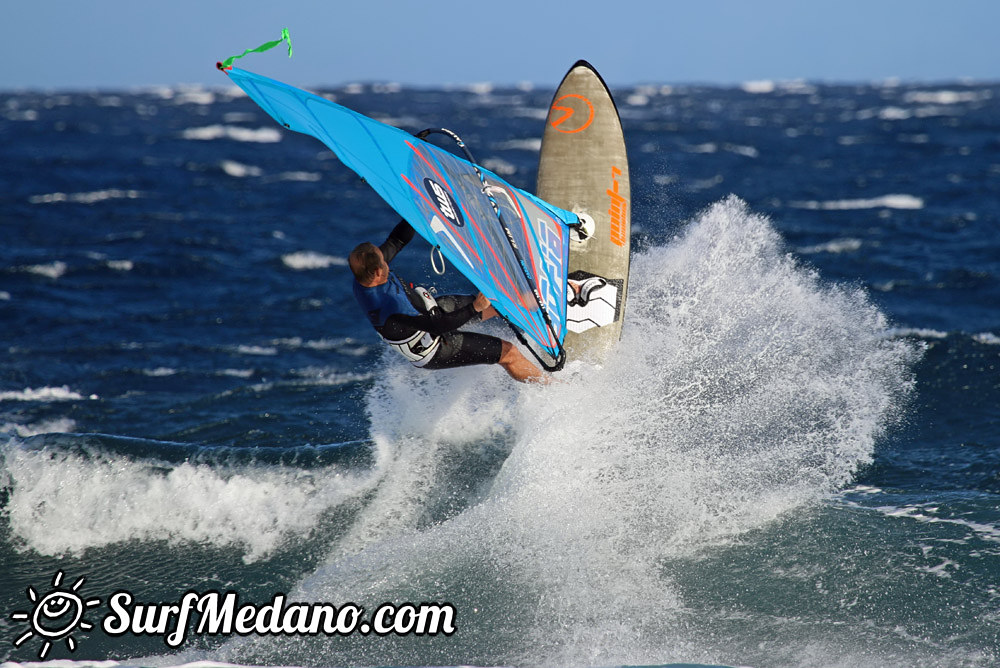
[[221, 66, 574, 367]]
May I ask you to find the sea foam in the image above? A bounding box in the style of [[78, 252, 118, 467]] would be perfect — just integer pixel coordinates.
[[210, 196, 920, 667]]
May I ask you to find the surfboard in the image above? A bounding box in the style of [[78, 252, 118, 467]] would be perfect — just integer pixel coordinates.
[[537, 60, 631, 364]]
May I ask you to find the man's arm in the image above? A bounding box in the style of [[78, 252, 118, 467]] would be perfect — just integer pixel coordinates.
[[380, 293, 493, 339], [381, 302, 480, 338], [379, 219, 415, 264]]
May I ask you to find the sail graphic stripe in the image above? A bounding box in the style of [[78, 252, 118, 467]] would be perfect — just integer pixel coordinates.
[[400, 173, 542, 340]]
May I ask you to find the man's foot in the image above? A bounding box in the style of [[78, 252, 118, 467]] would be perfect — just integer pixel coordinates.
[[567, 277, 608, 307], [498, 340, 549, 384]]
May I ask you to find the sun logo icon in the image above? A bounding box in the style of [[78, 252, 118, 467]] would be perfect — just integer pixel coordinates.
[[9, 571, 101, 659]]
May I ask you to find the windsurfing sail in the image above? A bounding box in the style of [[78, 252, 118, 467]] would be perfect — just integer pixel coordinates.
[[218, 62, 578, 370]]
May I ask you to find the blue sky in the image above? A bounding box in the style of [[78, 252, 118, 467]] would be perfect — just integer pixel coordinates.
[[3, 0, 998, 90]]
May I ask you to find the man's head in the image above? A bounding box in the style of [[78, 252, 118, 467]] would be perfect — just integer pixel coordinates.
[[349, 242, 388, 286]]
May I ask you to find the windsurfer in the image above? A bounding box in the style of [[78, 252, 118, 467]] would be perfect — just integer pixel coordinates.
[[350, 220, 546, 384]]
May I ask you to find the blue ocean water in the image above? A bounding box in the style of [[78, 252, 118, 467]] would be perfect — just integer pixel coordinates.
[[1, 76, 998, 668]]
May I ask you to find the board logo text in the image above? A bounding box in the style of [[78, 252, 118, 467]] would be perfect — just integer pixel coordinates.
[[607, 166, 627, 247]]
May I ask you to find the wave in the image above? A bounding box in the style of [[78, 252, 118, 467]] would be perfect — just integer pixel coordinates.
[[856, 106, 963, 121], [1, 418, 77, 438], [797, 237, 863, 254], [973, 332, 1000, 345], [18, 261, 67, 279], [868, 502, 1000, 545], [903, 90, 991, 105], [0, 434, 379, 563], [180, 125, 283, 143], [28, 189, 144, 205], [789, 194, 924, 210], [0, 386, 97, 402], [493, 138, 542, 152], [281, 251, 348, 270], [269, 171, 322, 182], [886, 328, 1000, 346], [220, 160, 263, 177]]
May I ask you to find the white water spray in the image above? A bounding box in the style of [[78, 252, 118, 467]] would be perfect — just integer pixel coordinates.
[[214, 197, 918, 666]]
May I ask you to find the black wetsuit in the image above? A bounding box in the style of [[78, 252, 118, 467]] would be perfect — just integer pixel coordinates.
[[353, 220, 503, 369]]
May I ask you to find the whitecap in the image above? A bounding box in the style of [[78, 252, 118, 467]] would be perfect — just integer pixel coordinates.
[[509, 107, 549, 120], [886, 327, 949, 340], [22, 261, 67, 279], [28, 189, 143, 205], [973, 332, 1000, 345], [904, 90, 987, 105], [480, 157, 516, 176], [464, 82, 494, 95], [217, 368, 255, 378], [494, 137, 542, 152], [220, 160, 262, 178], [1, 418, 76, 437], [688, 174, 724, 190], [181, 125, 282, 143], [233, 345, 278, 356], [290, 367, 374, 386], [271, 337, 369, 355], [272, 171, 322, 182], [872, 503, 1000, 543], [223, 111, 258, 123], [106, 259, 134, 271], [1, 439, 380, 562], [0, 386, 97, 402], [789, 194, 924, 210], [879, 106, 912, 120], [142, 368, 178, 377], [372, 82, 402, 94], [6, 108, 39, 121], [837, 135, 867, 146], [797, 238, 863, 254], [281, 251, 347, 270], [683, 142, 718, 154], [368, 115, 424, 129], [173, 88, 216, 105], [741, 80, 776, 94], [723, 143, 759, 158], [779, 80, 818, 95]]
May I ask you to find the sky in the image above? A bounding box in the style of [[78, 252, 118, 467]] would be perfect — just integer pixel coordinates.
[[3, 0, 999, 91]]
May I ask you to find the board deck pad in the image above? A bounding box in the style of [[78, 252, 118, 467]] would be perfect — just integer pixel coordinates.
[[537, 60, 631, 364]]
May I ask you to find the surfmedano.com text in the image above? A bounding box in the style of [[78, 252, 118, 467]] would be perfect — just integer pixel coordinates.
[[102, 591, 456, 648]]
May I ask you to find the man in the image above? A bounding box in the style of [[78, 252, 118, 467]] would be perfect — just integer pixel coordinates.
[[349, 219, 546, 383]]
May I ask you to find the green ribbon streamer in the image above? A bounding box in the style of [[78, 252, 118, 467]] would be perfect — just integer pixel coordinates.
[[220, 28, 293, 69]]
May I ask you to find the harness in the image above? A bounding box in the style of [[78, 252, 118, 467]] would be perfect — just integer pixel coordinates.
[[354, 275, 442, 366]]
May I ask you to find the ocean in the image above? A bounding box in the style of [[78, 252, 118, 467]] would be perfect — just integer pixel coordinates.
[[1, 75, 998, 668]]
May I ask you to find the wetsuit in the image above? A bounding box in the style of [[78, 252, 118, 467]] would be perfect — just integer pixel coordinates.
[[353, 220, 503, 369]]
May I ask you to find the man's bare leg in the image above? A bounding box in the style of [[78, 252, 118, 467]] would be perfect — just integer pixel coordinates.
[[498, 340, 548, 384]]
